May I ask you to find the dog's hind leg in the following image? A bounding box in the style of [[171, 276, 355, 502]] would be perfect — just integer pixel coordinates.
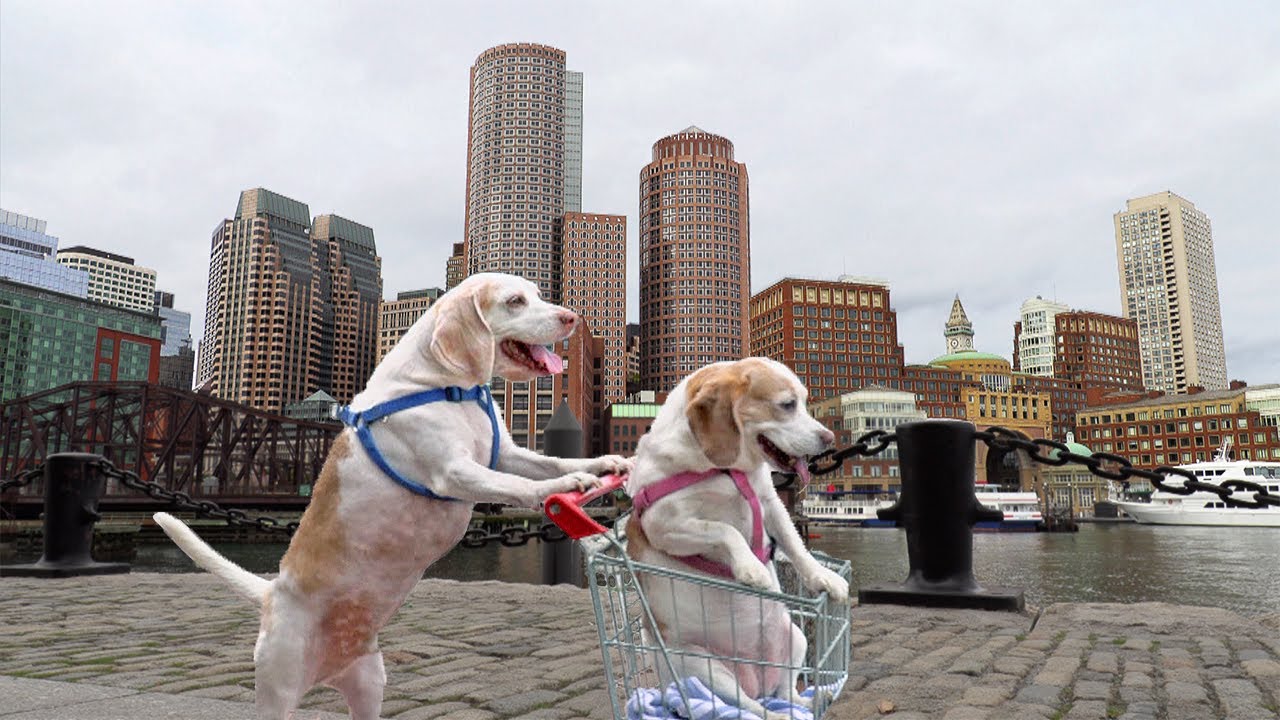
[[328, 650, 386, 720], [253, 631, 309, 720]]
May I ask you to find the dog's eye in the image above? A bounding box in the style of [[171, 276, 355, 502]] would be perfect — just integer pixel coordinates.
[[506, 295, 526, 307], [779, 399, 797, 412]]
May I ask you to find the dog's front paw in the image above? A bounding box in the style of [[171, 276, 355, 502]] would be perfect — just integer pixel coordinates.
[[545, 471, 603, 496], [588, 454, 633, 477], [803, 566, 850, 603], [733, 559, 779, 592]]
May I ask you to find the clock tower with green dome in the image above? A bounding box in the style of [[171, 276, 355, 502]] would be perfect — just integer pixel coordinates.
[[943, 295, 975, 354]]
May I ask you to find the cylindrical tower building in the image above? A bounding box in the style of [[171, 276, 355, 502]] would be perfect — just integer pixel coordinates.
[[463, 43, 570, 301], [638, 126, 751, 392]]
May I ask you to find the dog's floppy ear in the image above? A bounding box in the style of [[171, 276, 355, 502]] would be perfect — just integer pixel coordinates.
[[685, 366, 747, 467], [429, 279, 495, 381]]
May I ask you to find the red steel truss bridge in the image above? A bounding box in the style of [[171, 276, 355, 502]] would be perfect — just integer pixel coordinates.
[[1, 382, 339, 517]]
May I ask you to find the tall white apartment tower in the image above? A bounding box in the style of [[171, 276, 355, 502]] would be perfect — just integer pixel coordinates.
[[1016, 296, 1070, 376], [1114, 191, 1227, 393]]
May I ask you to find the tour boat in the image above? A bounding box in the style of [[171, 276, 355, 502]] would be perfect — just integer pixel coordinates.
[[1111, 444, 1280, 527], [972, 484, 1043, 532], [801, 485, 1043, 531], [800, 493, 897, 527]]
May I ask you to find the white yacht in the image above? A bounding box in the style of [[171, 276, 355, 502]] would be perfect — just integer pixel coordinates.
[[1112, 444, 1280, 527]]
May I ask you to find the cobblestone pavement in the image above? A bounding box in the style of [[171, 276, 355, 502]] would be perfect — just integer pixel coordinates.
[[831, 602, 1280, 720], [1, 574, 1277, 719]]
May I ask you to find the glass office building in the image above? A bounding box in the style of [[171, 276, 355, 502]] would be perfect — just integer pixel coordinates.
[[0, 278, 162, 402], [0, 209, 90, 297]]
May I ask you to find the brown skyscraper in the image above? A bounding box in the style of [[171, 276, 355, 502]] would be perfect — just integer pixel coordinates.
[[561, 212, 626, 402], [462, 43, 582, 302], [639, 126, 750, 392], [197, 189, 381, 412]]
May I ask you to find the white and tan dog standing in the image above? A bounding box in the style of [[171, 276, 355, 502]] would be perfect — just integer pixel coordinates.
[[154, 273, 630, 719], [624, 358, 849, 720]]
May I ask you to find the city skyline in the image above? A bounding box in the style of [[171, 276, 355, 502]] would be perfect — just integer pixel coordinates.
[[2, 3, 1277, 383]]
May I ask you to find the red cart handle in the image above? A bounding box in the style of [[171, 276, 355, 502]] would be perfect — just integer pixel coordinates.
[[544, 473, 627, 539]]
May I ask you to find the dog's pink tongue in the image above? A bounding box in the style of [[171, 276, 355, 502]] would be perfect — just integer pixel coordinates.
[[530, 344, 564, 374], [794, 458, 812, 487]]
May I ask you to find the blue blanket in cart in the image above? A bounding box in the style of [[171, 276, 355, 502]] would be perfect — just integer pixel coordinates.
[[625, 676, 845, 720]]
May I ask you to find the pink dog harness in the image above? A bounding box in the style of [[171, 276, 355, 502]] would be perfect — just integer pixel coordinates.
[[631, 468, 770, 580]]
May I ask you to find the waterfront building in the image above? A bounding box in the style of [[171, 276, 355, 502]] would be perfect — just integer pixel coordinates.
[[153, 291, 192, 356], [1114, 191, 1226, 393], [604, 391, 660, 455], [808, 387, 925, 494], [1012, 306, 1140, 440], [197, 189, 382, 413], [1012, 296, 1070, 375], [463, 43, 582, 302], [900, 364, 968, 420], [561, 212, 626, 402], [1053, 310, 1143, 396], [1246, 385, 1280, 431], [284, 390, 340, 424], [639, 126, 750, 393], [749, 276, 903, 401], [0, 210, 89, 297], [378, 288, 443, 361], [1040, 433, 1116, 518], [0, 278, 161, 401], [445, 242, 466, 290], [56, 246, 157, 313], [1076, 382, 1280, 467]]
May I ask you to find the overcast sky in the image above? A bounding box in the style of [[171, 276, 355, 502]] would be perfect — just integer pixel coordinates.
[[3, 1, 1277, 383]]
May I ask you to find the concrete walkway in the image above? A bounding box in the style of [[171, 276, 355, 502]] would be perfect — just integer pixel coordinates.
[[1, 573, 1277, 719]]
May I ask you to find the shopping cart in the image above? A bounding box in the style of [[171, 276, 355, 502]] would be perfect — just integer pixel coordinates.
[[546, 476, 851, 719]]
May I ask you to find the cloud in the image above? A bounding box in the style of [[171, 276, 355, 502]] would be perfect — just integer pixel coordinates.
[[2, 1, 1276, 382]]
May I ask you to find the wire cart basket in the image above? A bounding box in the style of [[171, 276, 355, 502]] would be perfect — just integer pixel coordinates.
[[582, 524, 851, 719]]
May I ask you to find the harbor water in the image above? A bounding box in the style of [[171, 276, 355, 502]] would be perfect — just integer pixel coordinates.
[[123, 522, 1280, 617]]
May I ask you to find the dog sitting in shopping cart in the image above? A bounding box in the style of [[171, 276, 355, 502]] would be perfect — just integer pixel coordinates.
[[624, 357, 850, 719], [152, 273, 630, 720]]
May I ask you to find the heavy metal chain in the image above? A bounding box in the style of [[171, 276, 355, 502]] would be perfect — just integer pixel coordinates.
[[94, 458, 584, 545], [976, 426, 1280, 510], [93, 458, 301, 535], [1, 465, 44, 493], [460, 521, 574, 548], [808, 430, 897, 476]]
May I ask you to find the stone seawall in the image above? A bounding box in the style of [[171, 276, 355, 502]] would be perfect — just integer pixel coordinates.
[[1, 574, 1277, 719]]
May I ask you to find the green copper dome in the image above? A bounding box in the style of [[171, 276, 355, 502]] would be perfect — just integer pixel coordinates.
[[929, 351, 1009, 365], [1049, 433, 1093, 460]]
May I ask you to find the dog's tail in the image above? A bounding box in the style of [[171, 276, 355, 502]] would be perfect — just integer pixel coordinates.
[[152, 512, 270, 604]]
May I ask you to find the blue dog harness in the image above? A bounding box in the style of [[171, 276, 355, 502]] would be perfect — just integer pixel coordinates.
[[335, 385, 501, 501]]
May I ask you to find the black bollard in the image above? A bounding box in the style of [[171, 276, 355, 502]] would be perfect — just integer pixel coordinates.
[[858, 420, 1023, 611], [542, 401, 584, 586], [5, 453, 131, 577]]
